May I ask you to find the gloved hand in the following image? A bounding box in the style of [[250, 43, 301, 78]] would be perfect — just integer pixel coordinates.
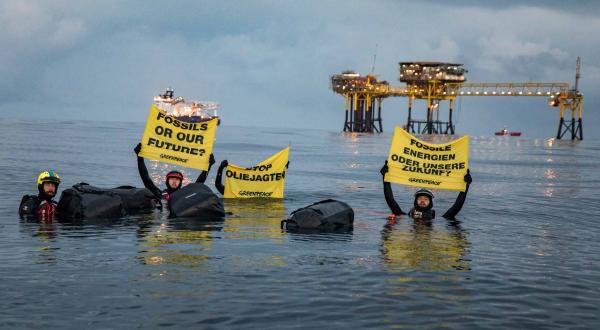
[[380, 161, 389, 176], [464, 169, 472, 184], [134, 143, 142, 155], [209, 154, 215, 166], [220, 160, 228, 168]]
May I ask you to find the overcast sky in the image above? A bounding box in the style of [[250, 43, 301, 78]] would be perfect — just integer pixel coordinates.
[[1, 0, 599, 138]]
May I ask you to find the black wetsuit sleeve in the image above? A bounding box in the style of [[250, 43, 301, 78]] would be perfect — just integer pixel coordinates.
[[442, 184, 469, 220], [383, 181, 405, 216], [19, 195, 39, 220], [214, 160, 227, 195], [196, 171, 208, 183], [137, 156, 162, 198], [196, 154, 215, 183]]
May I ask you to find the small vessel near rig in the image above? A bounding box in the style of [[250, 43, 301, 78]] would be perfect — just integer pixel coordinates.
[[153, 88, 220, 124], [495, 127, 522, 136]]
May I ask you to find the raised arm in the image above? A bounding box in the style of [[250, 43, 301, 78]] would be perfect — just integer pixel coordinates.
[[214, 159, 228, 195], [380, 161, 405, 216], [134, 143, 162, 198], [442, 169, 472, 220], [196, 154, 216, 183]]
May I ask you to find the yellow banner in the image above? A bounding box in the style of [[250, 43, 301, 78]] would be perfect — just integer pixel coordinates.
[[139, 105, 218, 170], [384, 127, 469, 191], [224, 147, 290, 198]]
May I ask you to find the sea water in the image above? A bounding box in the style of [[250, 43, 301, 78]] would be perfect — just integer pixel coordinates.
[[1, 119, 599, 329]]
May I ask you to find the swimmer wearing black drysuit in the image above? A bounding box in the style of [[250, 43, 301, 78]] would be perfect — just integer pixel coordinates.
[[19, 170, 61, 223], [380, 161, 472, 220], [134, 143, 215, 205]]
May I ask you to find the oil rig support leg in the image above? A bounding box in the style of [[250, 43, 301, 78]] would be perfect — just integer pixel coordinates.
[[426, 100, 433, 134], [576, 98, 583, 140], [556, 98, 583, 140], [343, 94, 350, 132], [406, 98, 414, 133], [571, 109, 576, 140], [365, 95, 372, 132], [377, 98, 383, 132], [556, 104, 565, 139], [447, 99, 455, 134]]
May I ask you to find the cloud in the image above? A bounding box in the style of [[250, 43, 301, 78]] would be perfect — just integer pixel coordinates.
[[49, 17, 85, 47], [0, 0, 87, 104], [0, 0, 599, 138], [480, 34, 567, 61]]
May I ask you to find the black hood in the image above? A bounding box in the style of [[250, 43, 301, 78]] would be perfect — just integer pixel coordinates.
[[413, 191, 433, 212]]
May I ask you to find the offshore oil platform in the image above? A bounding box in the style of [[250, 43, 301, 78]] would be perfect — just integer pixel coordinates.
[[330, 57, 583, 139]]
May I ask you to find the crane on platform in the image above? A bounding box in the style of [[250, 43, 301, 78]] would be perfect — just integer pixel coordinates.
[[330, 58, 583, 140]]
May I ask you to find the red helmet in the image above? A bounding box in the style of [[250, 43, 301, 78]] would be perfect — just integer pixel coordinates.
[[166, 170, 184, 181], [165, 170, 184, 190]]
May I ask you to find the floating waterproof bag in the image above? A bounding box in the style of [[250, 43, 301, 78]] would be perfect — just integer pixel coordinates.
[[110, 185, 157, 214], [281, 199, 354, 231], [58, 183, 125, 220], [168, 183, 225, 218], [58, 183, 157, 220]]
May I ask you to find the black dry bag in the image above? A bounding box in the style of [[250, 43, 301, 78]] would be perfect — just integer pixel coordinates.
[[110, 185, 158, 214], [168, 183, 225, 218], [281, 199, 354, 231], [58, 183, 157, 220]]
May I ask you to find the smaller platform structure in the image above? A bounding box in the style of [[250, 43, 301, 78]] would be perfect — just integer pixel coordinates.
[[330, 71, 388, 133]]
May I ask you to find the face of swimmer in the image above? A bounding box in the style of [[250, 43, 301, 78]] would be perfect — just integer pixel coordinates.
[[167, 177, 182, 190], [416, 195, 431, 208], [43, 182, 57, 198]]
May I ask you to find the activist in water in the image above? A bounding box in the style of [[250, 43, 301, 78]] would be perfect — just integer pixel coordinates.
[[134, 143, 215, 205], [19, 170, 61, 223], [380, 161, 472, 220]]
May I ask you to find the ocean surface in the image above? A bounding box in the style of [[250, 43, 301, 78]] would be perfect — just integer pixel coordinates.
[[1, 119, 599, 329]]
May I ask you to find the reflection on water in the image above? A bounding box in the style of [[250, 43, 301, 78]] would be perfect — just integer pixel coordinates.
[[287, 231, 353, 243], [380, 218, 470, 272], [140, 218, 222, 268], [138, 200, 289, 269], [222, 199, 289, 268], [21, 221, 59, 241], [223, 199, 286, 241], [19, 221, 60, 265]]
